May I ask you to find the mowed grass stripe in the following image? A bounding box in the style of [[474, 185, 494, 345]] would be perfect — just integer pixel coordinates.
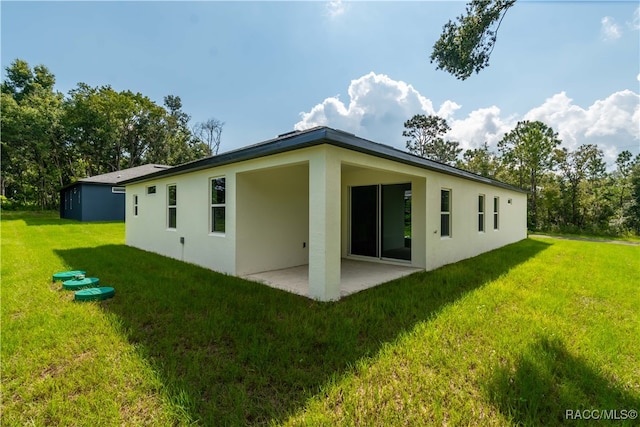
[[2, 211, 638, 426]]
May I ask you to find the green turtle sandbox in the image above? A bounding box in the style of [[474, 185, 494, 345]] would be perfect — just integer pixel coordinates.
[[53, 270, 86, 282], [62, 277, 100, 290], [74, 287, 115, 302]]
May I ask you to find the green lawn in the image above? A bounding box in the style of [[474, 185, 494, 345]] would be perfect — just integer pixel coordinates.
[[2, 211, 639, 426]]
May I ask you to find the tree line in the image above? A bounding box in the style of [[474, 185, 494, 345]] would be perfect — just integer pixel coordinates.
[[1, 59, 223, 210], [425, 0, 639, 235], [404, 114, 640, 236], [2, 58, 638, 235]]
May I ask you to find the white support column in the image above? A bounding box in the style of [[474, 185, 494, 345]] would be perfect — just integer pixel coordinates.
[[308, 147, 341, 301]]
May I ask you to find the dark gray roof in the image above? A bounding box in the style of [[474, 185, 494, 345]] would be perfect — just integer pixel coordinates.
[[120, 127, 526, 193], [61, 164, 171, 190]]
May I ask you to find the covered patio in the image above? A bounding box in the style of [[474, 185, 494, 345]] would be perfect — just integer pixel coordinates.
[[242, 258, 423, 299], [233, 146, 428, 301]]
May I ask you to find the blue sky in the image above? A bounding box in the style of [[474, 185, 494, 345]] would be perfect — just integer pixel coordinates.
[[2, 1, 639, 166]]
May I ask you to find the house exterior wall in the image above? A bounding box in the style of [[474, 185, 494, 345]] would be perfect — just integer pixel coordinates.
[[126, 147, 319, 277], [329, 146, 526, 271], [125, 143, 526, 297], [422, 172, 527, 270], [60, 184, 82, 221], [236, 163, 309, 275], [81, 185, 125, 221], [340, 160, 427, 269], [60, 183, 125, 221], [126, 166, 237, 274]]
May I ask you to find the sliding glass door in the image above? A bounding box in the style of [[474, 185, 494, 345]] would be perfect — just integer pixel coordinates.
[[350, 183, 411, 261], [350, 185, 378, 257]]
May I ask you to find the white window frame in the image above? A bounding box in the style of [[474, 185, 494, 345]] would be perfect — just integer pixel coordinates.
[[133, 194, 139, 217], [167, 184, 177, 229], [210, 177, 226, 235], [112, 186, 125, 194], [441, 188, 452, 238], [478, 194, 485, 233], [493, 196, 500, 230], [147, 185, 156, 195]]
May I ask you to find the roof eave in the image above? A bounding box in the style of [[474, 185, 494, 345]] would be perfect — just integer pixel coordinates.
[[59, 180, 118, 192], [119, 127, 331, 185], [120, 127, 527, 194]]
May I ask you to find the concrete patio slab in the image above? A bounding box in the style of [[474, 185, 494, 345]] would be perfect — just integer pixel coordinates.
[[242, 258, 423, 299]]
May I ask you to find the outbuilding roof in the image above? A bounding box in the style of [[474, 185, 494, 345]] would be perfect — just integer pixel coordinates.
[[60, 164, 171, 190], [120, 127, 526, 193]]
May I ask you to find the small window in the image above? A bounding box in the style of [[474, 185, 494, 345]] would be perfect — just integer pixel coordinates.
[[133, 195, 139, 217], [112, 186, 125, 194], [211, 177, 226, 233], [441, 189, 451, 237], [168, 185, 177, 229], [493, 197, 499, 230], [147, 185, 156, 195], [478, 194, 485, 232]]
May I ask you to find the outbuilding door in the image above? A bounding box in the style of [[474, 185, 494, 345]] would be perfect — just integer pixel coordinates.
[[350, 183, 411, 261]]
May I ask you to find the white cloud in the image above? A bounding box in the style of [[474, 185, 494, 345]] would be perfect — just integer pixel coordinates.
[[601, 16, 622, 41], [525, 91, 640, 161], [447, 107, 516, 151], [326, 0, 346, 19], [629, 7, 640, 31], [295, 72, 640, 166], [295, 72, 440, 145]]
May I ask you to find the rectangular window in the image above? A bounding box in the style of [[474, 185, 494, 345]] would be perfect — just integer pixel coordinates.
[[493, 196, 499, 230], [211, 177, 226, 233], [147, 185, 156, 195], [133, 195, 139, 217], [112, 186, 125, 194], [168, 184, 177, 229], [478, 194, 485, 232], [441, 189, 451, 237]]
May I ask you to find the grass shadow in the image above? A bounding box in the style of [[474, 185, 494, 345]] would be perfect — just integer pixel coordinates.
[[486, 336, 640, 425], [56, 238, 550, 425]]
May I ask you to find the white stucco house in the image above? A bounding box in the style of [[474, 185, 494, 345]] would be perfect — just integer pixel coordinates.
[[122, 127, 527, 301]]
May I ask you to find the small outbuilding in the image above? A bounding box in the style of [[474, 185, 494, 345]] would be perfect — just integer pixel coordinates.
[[121, 127, 528, 301], [59, 164, 170, 222]]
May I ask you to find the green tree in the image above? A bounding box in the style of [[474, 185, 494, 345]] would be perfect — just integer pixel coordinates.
[[145, 95, 207, 165], [556, 144, 608, 231], [498, 120, 560, 229], [65, 85, 175, 175], [1, 92, 25, 200], [609, 150, 634, 230], [2, 58, 210, 209], [1, 59, 56, 101], [403, 114, 461, 165], [120, 91, 167, 168], [625, 156, 640, 234], [1, 60, 66, 209], [536, 172, 563, 231], [460, 141, 500, 177], [431, 0, 516, 80]]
